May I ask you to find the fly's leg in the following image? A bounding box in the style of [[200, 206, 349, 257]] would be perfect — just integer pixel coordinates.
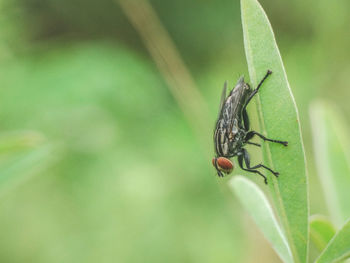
[[217, 170, 224, 177], [255, 70, 273, 93], [243, 70, 272, 111], [213, 159, 225, 177], [241, 70, 272, 131], [246, 141, 261, 147], [245, 131, 288, 146], [216, 168, 224, 177], [242, 148, 279, 177], [242, 108, 250, 131], [237, 151, 268, 184]]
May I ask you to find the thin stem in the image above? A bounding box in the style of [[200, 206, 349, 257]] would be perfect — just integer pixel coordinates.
[[117, 0, 211, 153]]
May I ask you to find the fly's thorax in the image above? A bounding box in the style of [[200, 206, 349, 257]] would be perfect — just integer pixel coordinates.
[[228, 129, 246, 156]]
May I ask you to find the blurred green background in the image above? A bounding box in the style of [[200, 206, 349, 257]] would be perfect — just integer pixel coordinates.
[[0, 0, 349, 262]]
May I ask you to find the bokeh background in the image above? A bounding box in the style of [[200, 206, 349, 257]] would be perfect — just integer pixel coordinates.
[[0, 0, 349, 262]]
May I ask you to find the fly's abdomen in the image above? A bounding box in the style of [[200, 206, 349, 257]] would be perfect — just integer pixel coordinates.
[[214, 120, 230, 157]]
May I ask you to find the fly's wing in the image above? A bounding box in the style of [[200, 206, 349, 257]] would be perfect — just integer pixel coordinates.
[[214, 82, 228, 130], [224, 83, 246, 133], [218, 81, 227, 118], [213, 82, 228, 154], [226, 93, 240, 133], [219, 77, 246, 124]]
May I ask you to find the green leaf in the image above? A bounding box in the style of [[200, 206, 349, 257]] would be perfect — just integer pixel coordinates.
[[310, 101, 350, 227], [230, 176, 293, 263], [241, 0, 308, 262], [310, 215, 336, 252], [315, 219, 350, 263]]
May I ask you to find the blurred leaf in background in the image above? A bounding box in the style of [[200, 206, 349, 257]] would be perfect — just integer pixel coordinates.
[[0, 42, 246, 262]]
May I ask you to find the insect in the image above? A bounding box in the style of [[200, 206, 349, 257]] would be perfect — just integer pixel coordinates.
[[212, 70, 288, 184]]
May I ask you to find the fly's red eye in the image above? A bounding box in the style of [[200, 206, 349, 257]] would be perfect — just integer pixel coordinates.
[[216, 157, 234, 174], [212, 157, 234, 174]]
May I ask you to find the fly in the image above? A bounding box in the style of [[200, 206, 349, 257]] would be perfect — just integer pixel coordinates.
[[212, 70, 288, 184]]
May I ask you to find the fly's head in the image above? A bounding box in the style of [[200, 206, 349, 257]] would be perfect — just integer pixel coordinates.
[[212, 157, 234, 177]]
